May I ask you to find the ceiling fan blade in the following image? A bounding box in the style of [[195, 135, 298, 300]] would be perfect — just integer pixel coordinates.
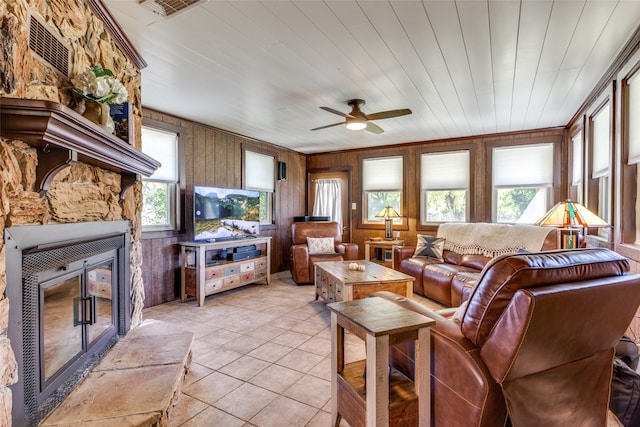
[[366, 108, 412, 121], [365, 122, 384, 134], [320, 106, 354, 118], [311, 122, 344, 131]]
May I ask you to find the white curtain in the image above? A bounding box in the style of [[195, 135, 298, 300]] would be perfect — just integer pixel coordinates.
[[312, 179, 342, 228]]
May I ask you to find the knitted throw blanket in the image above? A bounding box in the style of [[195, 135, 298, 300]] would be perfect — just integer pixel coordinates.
[[437, 222, 552, 258]]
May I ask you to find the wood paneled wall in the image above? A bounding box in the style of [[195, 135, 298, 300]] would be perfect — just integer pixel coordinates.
[[141, 108, 306, 307], [139, 105, 567, 308], [307, 128, 568, 253]]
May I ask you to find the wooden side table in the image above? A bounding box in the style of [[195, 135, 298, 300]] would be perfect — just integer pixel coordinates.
[[327, 297, 435, 427], [364, 239, 405, 268]]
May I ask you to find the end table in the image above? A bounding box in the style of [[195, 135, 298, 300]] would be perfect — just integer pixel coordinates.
[[327, 297, 435, 427], [364, 239, 404, 268]]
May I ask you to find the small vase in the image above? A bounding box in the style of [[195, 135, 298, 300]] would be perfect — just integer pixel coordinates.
[[82, 101, 115, 134]]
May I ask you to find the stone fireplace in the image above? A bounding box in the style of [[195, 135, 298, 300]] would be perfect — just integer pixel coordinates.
[[5, 221, 131, 426], [0, 1, 152, 424], [0, 96, 158, 426]]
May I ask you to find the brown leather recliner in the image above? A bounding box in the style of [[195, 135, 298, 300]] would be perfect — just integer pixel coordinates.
[[289, 221, 359, 284], [373, 248, 640, 427]]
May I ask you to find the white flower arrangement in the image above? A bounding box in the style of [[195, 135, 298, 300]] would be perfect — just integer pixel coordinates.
[[71, 66, 128, 104]]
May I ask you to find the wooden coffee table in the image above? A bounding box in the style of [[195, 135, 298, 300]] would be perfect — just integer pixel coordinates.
[[314, 260, 414, 303]]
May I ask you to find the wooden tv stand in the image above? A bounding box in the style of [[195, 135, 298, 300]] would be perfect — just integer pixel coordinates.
[[180, 237, 271, 307]]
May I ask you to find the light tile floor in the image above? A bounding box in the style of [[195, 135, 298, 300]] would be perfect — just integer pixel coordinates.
[[143, 271, 440, 427]]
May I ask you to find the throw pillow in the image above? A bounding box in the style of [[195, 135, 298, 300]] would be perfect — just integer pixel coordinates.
[[307, 237, 336, 254], [412, 235, 445, 261]]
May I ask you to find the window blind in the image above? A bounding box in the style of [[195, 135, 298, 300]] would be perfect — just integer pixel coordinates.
[[245, 150, 275, 192], [421, 151, 469, 190], [141, 126, 177, 181], [571, 131, 583, 186], [592, 103, 611, 178], [628, 72, 640, 165], [493, 143, 553, 187], [363, 156, 403, 191]]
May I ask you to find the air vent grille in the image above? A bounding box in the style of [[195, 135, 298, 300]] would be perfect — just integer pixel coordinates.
[[29, 15, 70, 76], [140, 0, 202, 17]]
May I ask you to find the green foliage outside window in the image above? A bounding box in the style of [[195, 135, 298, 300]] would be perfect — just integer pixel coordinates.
[[496, 188, 537, 223], [260, 191, 273, 224], [366, 191, 401, 221], [142, 181, 169, 226], [425, 190, 466, 222]]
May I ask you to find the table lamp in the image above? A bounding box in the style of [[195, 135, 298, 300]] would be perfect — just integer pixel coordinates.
[[534, 199, 609, 248], [375, 206, 401, 240]]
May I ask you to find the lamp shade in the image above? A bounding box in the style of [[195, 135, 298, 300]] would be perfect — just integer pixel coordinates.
[[535, 199, 609, 228], [375, 206, 401, 219]]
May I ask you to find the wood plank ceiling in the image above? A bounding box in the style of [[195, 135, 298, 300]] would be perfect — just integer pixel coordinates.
[[104, 0, 640, 154]]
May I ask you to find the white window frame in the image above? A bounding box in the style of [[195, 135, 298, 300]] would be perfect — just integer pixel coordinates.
[[362, 156, 404, 225], [141, 124, 180, 232], [243, 148, 275, 226], [571, 131, 584, 204], [420, 150, 470, 224], [590, 101, 612, 239], [625, 67, 640, 243], [627, 70, 640, 165], [492, 143, 554, 224]]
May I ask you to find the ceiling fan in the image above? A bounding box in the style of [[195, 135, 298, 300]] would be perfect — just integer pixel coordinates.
[[311, 99, 412, 134]]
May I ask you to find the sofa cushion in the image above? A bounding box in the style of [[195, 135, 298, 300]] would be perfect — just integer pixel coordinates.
[[461, 248, 630, 347], [413, 235, 445, 260], [422, 263, 478, 307], [307, 237, 335, 254], [442, 249, 461, 265], [459, 254, 492, 270], [451, 271, 480, 307]]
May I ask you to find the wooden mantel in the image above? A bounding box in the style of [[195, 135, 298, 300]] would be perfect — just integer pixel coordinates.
[[0, 97, 160, 199]]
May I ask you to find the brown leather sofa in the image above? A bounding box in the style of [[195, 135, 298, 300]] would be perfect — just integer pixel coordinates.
[[394, 223, 558, 307], [374, 248, 640, 427], [289, 221, 359, 284]]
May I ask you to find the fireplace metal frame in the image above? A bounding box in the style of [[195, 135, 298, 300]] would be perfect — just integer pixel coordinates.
[[5, 220, 131, 426]]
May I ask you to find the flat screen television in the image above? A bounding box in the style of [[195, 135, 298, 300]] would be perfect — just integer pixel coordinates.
[[193, 186, 260, 241]]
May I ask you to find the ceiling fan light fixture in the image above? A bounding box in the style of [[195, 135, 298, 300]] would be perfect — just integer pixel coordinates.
[[313, 99, 411, 134], [346, 117, 366, 131]]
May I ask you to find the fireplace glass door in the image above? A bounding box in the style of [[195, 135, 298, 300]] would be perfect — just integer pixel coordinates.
[[87, 261, 114, 344], [42, 275, 82, 382], [39, 251, 117, 388]]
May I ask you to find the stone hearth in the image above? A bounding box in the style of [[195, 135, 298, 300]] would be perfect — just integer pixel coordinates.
[[40, 320, 193, 426]]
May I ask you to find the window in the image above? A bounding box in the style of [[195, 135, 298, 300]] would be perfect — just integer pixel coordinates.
[[571, 131, 583, 204], [591, 102, 611, 235], [362, 156, 403, 223], [628, 70, 640, 243], [243, 149, 274, 225], [420, 150, 469, 223], [492, 143, 554, 223], [141, 125, 179, 231], [628, 71, 640, 165]]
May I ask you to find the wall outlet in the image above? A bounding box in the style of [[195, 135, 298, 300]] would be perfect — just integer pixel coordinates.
[[352, 203, 357, 210]]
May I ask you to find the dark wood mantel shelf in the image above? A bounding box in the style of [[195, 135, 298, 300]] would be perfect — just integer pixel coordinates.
[[0, 97, 160, 199]]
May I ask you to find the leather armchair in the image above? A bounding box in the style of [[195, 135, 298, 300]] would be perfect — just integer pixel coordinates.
[[289, 221, 359, 284], [373, 248, 640, 427]]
